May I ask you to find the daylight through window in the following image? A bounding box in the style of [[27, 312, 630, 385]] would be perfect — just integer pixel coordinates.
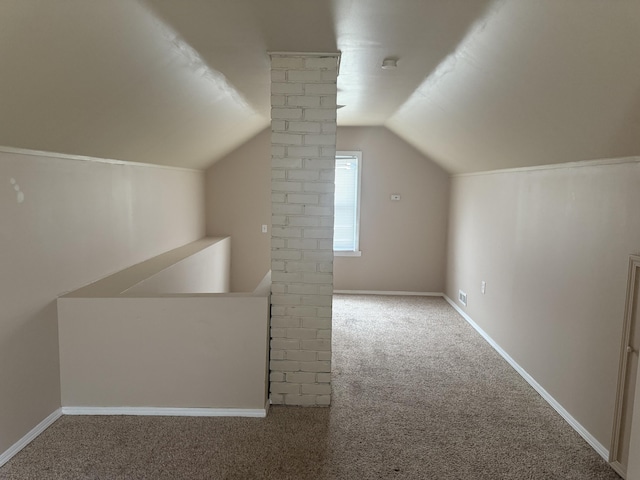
[[334, 151, 362, 255]]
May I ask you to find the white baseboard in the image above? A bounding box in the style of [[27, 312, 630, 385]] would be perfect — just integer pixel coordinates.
[[61, 406, 267, 418], [0, 404, 268, 468], [0, 408, 62, 468], [333, 290, 443, 296], [442, 295, 610, 460]]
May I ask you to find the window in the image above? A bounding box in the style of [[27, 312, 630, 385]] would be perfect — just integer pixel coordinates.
[[334, 151, 362, 256]]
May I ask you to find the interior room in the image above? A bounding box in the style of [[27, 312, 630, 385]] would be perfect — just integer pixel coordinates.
[[1, 0, 639, 477]]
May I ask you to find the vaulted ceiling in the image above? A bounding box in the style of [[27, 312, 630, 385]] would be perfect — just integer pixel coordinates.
[[1, 0, 639, 173]]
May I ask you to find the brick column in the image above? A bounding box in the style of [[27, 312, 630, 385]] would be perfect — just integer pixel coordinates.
[[269, 53, 339, 406]]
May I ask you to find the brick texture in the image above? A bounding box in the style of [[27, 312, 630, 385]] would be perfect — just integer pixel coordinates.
[[270, 53, 339, 406]]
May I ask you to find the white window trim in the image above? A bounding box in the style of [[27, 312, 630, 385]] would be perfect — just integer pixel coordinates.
[[334, 150, 362, 256], [335, 250, 362, 257]]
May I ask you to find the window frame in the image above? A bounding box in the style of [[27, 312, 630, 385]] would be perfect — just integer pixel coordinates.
[[333, 150, 362, 257]]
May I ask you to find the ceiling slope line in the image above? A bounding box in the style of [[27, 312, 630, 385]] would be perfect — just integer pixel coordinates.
[[451, 156, 640, 178], [0, 145, 204, 173]]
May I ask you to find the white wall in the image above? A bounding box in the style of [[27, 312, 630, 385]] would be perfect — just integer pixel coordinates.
[[0, 149, 204, 455], [446, 158, 640, 449]]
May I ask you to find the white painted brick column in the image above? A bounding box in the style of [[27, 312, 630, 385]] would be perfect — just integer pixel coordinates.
[[269, 53, 339, 406]]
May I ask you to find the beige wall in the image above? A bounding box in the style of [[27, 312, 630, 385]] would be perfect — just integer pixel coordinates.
[[206, 126, 449, 293], [124, 237, 231, 295], [205, 129, 271, 292], [58, 295, 269, 410], [445, 159, 640, 448], [334, 127, 449, 292], [0, 149, 204, 455]]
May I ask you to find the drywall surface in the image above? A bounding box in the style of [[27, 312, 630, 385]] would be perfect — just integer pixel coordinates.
[[334, 127, 449, 292], [445, 158, 640, 447], [205, 129, 271, 292], [123, 237, 230, 295], [0, 149, 204, 455], [67, 238, 227, 298], [206, 127, 449, 293], [58, 295, 269, 409]]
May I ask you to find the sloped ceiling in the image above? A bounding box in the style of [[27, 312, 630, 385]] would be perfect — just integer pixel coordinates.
[[0, 0, 638, 173]]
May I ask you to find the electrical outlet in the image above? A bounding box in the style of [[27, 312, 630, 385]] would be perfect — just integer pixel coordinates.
[[261, 225, 268, 233], [390, 194, 401, 201], [458, 290, 467, 306], [481, 281, 486, 295]]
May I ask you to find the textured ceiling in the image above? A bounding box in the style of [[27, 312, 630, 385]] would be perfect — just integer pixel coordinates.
[[0, 0, 638, 172]]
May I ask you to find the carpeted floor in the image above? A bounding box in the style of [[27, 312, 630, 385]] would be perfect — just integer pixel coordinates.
[[0, 295, 620, 479]]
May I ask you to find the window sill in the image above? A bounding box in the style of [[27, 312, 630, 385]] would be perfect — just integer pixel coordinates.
[[334, 251, 362, 257]]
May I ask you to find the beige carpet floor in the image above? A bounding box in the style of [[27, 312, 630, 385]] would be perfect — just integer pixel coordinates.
[[0, 295, 620, 479]]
